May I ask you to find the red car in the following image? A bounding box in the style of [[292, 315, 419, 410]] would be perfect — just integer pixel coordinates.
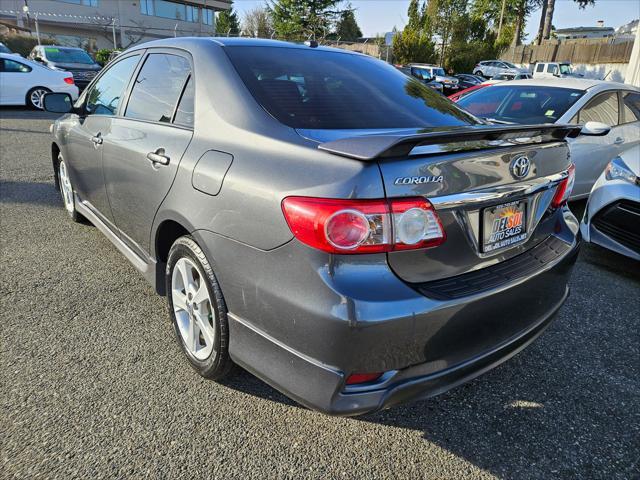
[[448, 83, 490, 102]]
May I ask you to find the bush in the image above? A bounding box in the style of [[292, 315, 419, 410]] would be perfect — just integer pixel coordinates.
[[392, 29, 436, 65], [94, 49, 113, 66], [0, 34, 55, 56]]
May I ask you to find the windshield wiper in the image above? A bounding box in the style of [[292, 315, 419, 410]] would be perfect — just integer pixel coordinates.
[[484, 118, 516, 125]]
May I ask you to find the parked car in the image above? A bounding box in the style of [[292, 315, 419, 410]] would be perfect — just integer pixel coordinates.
[[482, 72, 533, 84], [408, 63, 460, 93], [44, 37, 581, 416], [29, 45, 101, 91], [0, 53, 78, 109], [581, 146, 639, 260], [397, 66, 444, 94], [0, 42, 21, 57], [454, 73, 484, 90], [457, 78, 640, 199], [533, 62, 581, 79], [473, 60, 528, 78], [448, 83, 490, 102]]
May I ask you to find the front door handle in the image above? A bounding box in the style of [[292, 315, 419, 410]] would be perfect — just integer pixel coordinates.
[[91, 134, 102, 145], [147, 148, 170, 166], [614, 137, 625, 145]]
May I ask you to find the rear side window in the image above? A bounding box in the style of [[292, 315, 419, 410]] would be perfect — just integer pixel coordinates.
[[1, 59, 32, 73], [86, 55, 140, 116], [536, 64, 544, 72], [621, 91, 640, 123], [225, 46, 478, 130], [173, 75, 195, 128], [125, 53, 191, 123], [579, 92, 619, 126]]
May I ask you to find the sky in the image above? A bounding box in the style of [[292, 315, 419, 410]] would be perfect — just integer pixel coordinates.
[[232, 0, 640, 41]]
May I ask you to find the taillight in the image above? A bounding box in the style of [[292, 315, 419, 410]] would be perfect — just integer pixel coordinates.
[[64, 76, 74, 85], [281, 197, 445, 254], [551, 164, 575, 208]]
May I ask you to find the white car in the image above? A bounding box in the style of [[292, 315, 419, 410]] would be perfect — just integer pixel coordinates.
[[456, 78, 640, 199], [481, 72, 533, 85], [0, 53, 79, 109], [473, 60, 528, 79], [581, 146, 639, 260], [533, 62, 581, 79]]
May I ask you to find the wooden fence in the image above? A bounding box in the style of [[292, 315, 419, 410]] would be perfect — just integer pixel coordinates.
[[501, 38, 634, 65]]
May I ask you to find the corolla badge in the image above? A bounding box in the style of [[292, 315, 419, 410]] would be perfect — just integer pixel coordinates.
[[510, 156, 531, 179], [394, 175, 443, 185]]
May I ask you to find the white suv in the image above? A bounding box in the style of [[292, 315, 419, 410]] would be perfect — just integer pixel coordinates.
[[474, 60, 528, 79]]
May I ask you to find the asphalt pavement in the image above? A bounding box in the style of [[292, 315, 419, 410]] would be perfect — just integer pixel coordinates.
[[1, 108, 639, 479]]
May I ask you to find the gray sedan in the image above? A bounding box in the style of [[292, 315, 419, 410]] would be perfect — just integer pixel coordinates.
[[43, 37, 581, 415]]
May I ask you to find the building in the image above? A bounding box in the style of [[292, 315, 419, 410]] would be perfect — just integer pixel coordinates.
[[0, 0, 231, 51], [555, 21, 616, 40]]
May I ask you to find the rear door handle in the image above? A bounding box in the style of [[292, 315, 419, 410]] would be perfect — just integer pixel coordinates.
[[614, 137, 625, 145], [146, 148, 170, 166], [91, 134, 102, 145]]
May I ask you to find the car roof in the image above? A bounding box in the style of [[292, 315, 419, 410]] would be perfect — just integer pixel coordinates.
[[36, 45, 85, 50], [126, 36, 359, 56], [485, 77, 637, 91]]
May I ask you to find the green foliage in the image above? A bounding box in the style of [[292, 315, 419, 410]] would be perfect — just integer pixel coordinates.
[[216, 6, 241, 35], [0, 34, 54, 57], [392, 29, 436, 64], [407, 0, 422, 31], [242, 7, 274, 38], [335, 7, 362, 41], [268, 0, 343, 40], [94, 49, 113, 66]]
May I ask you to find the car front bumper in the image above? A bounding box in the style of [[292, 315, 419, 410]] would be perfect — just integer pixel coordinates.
[[194, 211, 580, 415]]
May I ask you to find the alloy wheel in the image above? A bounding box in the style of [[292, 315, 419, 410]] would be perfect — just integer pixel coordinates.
[[30, 88, 48, 109], [171, 257, 216, 360], [58, 158, 75, 213]]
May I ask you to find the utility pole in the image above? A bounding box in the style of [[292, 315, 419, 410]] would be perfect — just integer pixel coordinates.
[[34, 14, 41, 45], [497, 0, 507, 42], [111, 18, 117, 49]]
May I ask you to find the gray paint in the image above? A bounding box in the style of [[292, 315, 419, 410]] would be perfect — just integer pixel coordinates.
[[49, 37, 581, 415]]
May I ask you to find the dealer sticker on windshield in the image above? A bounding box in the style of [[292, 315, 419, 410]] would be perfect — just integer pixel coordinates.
[[481, 200, 527, 253]]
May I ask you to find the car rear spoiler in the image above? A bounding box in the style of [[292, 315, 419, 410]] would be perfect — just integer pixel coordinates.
[[317, 124, 582, 161]]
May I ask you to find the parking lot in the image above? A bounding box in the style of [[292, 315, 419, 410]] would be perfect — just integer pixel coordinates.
[[1, 108, 638, 479]]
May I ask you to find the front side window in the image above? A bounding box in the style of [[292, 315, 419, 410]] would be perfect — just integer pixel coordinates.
[[86, 55, 140, 116], [226, 46, 478, 130], [578, 92, 619, 126], [125, 53, 191, 123], [548, 64, 558, 74], [457, 85, 585, 124], [1, 59, 32, 73], [43, 47, 95, 65], [559, 64, 572, 75]]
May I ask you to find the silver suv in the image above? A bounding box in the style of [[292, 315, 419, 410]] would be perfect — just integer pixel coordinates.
[[474, 60, 528, 78]]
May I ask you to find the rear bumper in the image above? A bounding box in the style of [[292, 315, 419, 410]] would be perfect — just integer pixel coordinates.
[[198, 220, 580, 415]]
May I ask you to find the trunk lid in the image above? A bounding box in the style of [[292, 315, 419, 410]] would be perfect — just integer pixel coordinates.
[[309, 125, 578, 283]]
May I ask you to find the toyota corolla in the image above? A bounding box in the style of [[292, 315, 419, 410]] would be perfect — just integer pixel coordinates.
[[43, 38, 581, 415]]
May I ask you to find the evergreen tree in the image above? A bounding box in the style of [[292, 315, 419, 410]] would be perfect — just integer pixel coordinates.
[[336, 7, 362, 41], [268, 0, 343, 40], [216, 6, 240, 36]]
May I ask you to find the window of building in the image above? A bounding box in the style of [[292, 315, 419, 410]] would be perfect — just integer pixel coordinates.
[[203, 8, 214, 25], [578, 92, 619, 126], [140, 0, 206, 23], [53, 0, 99, 6], [86, 55, 140, 116], [125, 53, 191, 124]]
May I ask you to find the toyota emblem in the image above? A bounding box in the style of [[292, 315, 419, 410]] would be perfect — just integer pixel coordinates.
[[510, 156, 531, 179]]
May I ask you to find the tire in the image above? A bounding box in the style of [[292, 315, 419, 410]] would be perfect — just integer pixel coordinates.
[[166, 236, 233, 380], [26, 86, 51, 110], [474, 70, 484, 78], [56, 153, 84, 223]]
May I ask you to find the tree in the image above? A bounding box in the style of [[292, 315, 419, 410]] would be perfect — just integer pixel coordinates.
[[216, 6, 240, 36], [268, 0, 344, 40], [242, 6, 273, 38], [407, 0, 422, 31], [392, 28, 436, 64], [335, 7, 362, 41], [539, 0, 595, 43]]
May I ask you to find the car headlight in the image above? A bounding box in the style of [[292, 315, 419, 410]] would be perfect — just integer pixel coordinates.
[[605, 156, 639, 185]]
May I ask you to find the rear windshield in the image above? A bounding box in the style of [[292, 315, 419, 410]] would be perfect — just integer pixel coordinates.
[[43, 47, 95, 65], [457, 85, 584, 124], [225, 46, 478, 130]]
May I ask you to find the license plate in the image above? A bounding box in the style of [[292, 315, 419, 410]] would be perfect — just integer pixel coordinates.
[[481, 200, 527, 253]]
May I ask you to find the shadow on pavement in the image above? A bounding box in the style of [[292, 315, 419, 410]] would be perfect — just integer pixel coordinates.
[[0, 180, 58, 206]]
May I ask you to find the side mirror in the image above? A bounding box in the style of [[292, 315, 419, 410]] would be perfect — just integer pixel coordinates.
[[43, 92, 73, 113], [580, 121, 611, 136]]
